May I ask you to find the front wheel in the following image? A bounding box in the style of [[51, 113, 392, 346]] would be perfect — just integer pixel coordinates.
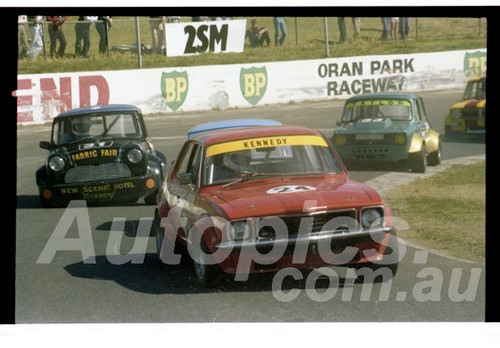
[[152, 213, 165, 262], [193, 240, 221, 288], [427, 141, 442, 166], [407, 144, 426, 173], [144, 190, 158, 205]]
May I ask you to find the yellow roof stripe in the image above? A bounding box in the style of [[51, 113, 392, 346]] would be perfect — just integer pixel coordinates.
[[206, 135, 328, 157]]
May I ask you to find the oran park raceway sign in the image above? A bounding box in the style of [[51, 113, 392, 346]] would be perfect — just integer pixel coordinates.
[[15, 49, 486, 125]]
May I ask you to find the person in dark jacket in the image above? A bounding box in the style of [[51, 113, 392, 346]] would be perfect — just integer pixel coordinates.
[[96, 16, 113, 54], [46, 16, 67, 58]]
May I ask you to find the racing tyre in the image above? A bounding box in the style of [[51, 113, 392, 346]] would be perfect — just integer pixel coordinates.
[[152, 213, 165, 263], [427, 141, 442, 166], [193, 240, 221, 288], [144, 190, 158, 205], [408, 144, 426, 173]]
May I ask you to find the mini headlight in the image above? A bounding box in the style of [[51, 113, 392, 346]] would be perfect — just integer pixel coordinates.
[[393, 133, 406, 145], [361, 208, 383, 229], [334, 134, 347, 146], [450, 109, 462, 119], [48, 156, 65, 171], [230, 220, 252, 241], [127, 148, 143, 163]]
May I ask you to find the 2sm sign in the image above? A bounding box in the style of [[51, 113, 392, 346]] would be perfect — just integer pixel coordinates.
[[165, 19, 246, 57]]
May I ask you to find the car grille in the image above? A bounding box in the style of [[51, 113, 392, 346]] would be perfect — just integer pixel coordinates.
[[347, 134, 394, 145], [258, 209, 357, 238], [65, 162, 132, 183], [462, 108, 484, 119]]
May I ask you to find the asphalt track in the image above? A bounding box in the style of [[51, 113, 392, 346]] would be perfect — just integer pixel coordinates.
[[15, 89, 486, 323]]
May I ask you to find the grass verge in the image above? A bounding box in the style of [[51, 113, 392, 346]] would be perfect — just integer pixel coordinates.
[[385, 161, 485, 263]]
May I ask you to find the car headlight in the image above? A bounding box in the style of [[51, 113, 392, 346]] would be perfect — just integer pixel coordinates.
[[333, 134, 347, 146], [393, 133, 406, 145], [230, 220, 252, 241], [127, 148, 143, 163], [48, 156, 65, 172], [361, 208, 384, 229], [450, 109, 462, 119]]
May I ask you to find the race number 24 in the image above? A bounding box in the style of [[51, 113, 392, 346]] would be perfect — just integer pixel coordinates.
[[184, 24, 228, 54]]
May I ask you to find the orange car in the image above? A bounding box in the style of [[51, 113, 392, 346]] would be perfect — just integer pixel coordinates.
[[445, 76, 486, 138]]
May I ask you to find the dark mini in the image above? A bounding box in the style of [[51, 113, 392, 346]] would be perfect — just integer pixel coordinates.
[[36, 104, 167, 207]]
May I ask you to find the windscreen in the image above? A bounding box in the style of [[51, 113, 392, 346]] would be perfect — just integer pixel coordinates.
[[342, 99, 412, 122], [203, 135, 343, 185]]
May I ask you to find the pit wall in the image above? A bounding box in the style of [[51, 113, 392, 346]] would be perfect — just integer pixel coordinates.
[[16, 48, 486, 125]]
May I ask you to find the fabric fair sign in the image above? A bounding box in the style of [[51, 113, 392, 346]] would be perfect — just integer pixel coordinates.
[[15, 49, 486, 124], [164, 19, 247, 57]]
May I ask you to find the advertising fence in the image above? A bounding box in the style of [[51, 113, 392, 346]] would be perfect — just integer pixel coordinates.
[[16, 48, 486, 125]]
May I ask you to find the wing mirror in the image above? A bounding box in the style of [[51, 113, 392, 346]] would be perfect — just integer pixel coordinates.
[[39, 141, 51, 150]]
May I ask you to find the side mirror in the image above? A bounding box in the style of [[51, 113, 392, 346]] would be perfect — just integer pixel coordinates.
[[39, 141, 51, 150], [178, 172, 193, 186]]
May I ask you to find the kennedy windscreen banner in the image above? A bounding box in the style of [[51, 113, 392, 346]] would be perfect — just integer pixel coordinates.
[[165, 19, 247, 57], [16, 49, 486, 124]]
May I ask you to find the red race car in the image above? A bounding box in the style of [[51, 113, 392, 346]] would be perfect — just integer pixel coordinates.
[[152, 124, 399, 287]]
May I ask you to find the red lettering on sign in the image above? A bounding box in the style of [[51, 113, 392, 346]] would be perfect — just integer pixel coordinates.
[[16, 79, 33, 123], [79, 76, 110, 107], [41, 77, 72, 112]]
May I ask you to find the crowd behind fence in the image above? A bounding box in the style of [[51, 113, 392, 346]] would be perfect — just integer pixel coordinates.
[[18, 16, 486, 63]]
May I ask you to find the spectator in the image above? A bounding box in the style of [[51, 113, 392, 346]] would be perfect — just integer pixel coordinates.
[[168, 16, 181, 23], [245, 19, 270, 47], [18, 15, 29, 59], [149, 16, 166, 54], [390, 17, 399, 40], [381, 17, 390, 41], [399, 17, 410, 40], [96, 16, 113, 54], [46, 16, 67, 58], [338, 17, 347, 43], [27, 16, 44, 58], [352, 17, 360, 39], [273, 17, 287, 46], [75, 16, 97, 58]]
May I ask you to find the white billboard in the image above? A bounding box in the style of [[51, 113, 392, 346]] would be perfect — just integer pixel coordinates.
[[165, 19, 247, 57]]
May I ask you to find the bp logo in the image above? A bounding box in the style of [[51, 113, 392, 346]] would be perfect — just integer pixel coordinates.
[[161, 71, 189, 111], [463, 51, 486, 77], [240, 66, 267, 105]]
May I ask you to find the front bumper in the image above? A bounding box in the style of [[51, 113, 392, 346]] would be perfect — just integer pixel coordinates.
[[40, 172, 160, 205], [335, 145, 409, 163], [214, 226, 396, 274], [449, 118, 486, 134]]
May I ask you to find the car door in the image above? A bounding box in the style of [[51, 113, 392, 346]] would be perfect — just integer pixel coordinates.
[[170, 141, 203, 240]]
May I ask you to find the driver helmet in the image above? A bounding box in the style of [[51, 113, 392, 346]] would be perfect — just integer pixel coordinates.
[[223, 150, 251, 172], [72, 117, 91, 135]]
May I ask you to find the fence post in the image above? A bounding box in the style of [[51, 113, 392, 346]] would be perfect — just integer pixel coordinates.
[[324, 17, 329, 57], [295, 17, 298, 47], [135, 17, 143, 68], [415, 18, 419, 40]]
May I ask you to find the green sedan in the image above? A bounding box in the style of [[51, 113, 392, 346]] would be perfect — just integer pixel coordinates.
[[332, 92, 442, 173]]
